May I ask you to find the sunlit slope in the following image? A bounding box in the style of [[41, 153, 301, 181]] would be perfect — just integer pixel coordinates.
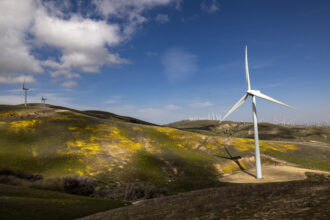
[[0, 104, 329, 193]]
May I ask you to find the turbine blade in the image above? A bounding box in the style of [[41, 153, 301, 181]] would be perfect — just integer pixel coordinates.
[[245, 46, 251, 90], [222, 94, 248, 121], [250, 90, 296, 110]]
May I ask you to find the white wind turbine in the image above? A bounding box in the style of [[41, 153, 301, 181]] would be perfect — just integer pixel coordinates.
[[22, 81, 29, 107], [221, 46, 296, 179]]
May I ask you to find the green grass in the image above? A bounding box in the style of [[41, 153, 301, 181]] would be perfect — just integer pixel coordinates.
[[120, 148, 221, 194], [1, 104, 330, 200], [0, 184, 128, 220]]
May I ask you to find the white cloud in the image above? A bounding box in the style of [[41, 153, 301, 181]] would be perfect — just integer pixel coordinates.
[[61, 81, 77, 88], [0, 75, 35, 84], [49, 70, 80, 79], [93, 0, 179, 18], [93, 0, 181, 37], [0, 0, 179, 87], [33, 10, 121, 49], [155, 14, 170, 23], [0, 0, 42, 78], [190, 101, 214, 108], [33, 5, 127, 74], [166, 104, 181, 110], [162, 48, 197, 82], [201, 0, 220, 13]]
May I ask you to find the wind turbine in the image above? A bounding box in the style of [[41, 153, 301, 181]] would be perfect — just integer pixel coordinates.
[[41, 96, 47, 106], [221, 46, 296, 179], [22, 81, 29, 107]]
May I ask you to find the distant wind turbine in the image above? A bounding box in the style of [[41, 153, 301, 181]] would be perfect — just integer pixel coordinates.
[[41, 96, 47, 106], [22, 81, 29, 107], [221, 46, 296, 179]]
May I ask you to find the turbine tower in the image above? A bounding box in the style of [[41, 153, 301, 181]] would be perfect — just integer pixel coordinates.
[[22, 81, 29, 107], [221, 46, 296, 179]]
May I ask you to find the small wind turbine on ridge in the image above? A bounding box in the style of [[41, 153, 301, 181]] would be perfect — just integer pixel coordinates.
[[221, 46, 296, 179], [41, 96, 47, 106], [22, 80, 29, 107]]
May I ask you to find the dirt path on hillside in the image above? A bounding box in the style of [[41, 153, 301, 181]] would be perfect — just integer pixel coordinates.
[[220, 165, 330, 183]]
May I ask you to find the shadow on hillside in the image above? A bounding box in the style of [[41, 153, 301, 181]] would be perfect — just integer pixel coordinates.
[[217, 147, 256, 178]]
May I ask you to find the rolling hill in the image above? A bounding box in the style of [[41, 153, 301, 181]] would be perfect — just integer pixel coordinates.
[[0, 104, 330, 201], [79, 173, 330, 220], [0, 183, 128, 220], [167, 120, 330, 144]]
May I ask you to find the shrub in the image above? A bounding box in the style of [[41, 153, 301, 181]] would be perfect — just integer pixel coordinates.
[[31, 175, 96, 197], [0, 175, 29, 186], [124, 182, 168, 200], [0, 168, 43, 182], [32, 176, 65, 192], [94, 182, 168, 201], [63, 175, 96, 196]]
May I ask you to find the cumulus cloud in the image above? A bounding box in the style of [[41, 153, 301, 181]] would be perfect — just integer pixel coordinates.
[[0, 0, 42, 84], [201, 0, 220, 13], [0, 75, 35, 84], [49, 70, 80, 79], [162, 48, 197, 82], [93, 0, 180, 18], [93, 0, 181, 36], [33, 4, 127, 75], [190, 101, 214, 108], [155, 14, 170, 23], [0, 0, 180, 86]]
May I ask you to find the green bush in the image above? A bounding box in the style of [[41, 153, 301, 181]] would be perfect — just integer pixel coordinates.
[[63, 175, 96, 196], [0, 168, 43, 181]]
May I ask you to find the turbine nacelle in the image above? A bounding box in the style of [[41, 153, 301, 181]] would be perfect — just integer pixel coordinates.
[[22, 81, 29, 91], [247, 90, 260, 95]]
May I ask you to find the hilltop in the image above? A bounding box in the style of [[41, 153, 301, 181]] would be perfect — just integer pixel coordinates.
[[0, 104, 330, 201]]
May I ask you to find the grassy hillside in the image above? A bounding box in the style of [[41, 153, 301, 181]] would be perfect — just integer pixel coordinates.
[[167, 120, 330, 143], [0, 104, 330, 199], [79, 174, 330, 220], [0, 184, 127, 220]]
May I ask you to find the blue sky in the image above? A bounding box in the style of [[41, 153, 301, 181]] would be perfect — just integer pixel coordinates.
[[0, 0, 330, 124]]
